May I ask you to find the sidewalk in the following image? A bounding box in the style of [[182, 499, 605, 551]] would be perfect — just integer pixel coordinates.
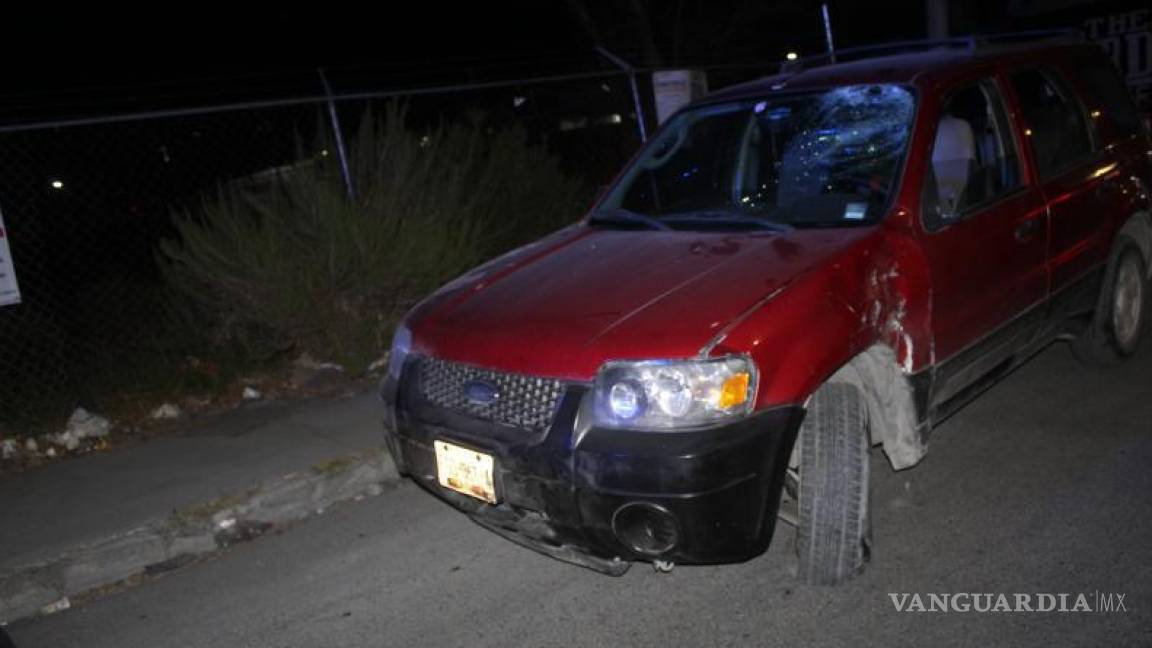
[[0, 388, 397, 623]]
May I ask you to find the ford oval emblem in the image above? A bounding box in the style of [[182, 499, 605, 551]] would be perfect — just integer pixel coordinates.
[[463, 380, 500, 406]]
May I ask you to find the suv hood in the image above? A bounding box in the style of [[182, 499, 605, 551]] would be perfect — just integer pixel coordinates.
[[409, 224, 872, 380]]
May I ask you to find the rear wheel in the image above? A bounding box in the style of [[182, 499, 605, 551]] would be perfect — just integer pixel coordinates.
[[1072, 239, 1148, 365], [794, 383, 872, 585]]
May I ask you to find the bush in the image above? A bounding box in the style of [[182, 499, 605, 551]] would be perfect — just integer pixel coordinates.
[[159, 105, 589, 370]]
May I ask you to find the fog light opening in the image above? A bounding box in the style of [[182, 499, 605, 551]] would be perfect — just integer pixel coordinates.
[[611, 502, 679, 557]]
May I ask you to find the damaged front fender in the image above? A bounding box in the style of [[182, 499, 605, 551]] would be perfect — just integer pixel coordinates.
[[709, 223, 935, 470]]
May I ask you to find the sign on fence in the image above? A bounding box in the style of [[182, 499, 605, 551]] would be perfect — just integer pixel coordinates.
[[0, 205, 21, 306], [653, 70, 708, 124]]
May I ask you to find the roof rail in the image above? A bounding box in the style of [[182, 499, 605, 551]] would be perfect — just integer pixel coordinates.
[[779, 29, 1083, 74]]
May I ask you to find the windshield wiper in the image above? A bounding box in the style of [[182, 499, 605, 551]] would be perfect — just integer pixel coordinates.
[[587, 208, 672, 231], [661, 211, 793, 232]]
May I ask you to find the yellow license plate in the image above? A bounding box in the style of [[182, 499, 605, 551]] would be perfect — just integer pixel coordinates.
[[434, 440, 497, 504]]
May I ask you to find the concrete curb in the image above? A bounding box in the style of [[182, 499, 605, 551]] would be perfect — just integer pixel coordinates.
[[0, 446, 398, 623]]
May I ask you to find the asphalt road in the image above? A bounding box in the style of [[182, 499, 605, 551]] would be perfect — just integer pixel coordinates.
[[9, 342, 1152, 647]]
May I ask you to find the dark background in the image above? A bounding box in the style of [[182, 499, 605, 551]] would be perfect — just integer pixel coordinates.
[[3, 1, 1146, 123], [0, 0, 1096, 119]]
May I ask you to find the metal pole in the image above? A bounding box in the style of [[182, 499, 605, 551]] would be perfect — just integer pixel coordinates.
[[595, 46, 648, 143], [821, 3, 837, 63], [925, 0, 949, 38], [317, 67, 356, 201]]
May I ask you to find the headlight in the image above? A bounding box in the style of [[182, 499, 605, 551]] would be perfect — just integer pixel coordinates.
[[592, 356, 756, 430], [387, 324, 412, 380]]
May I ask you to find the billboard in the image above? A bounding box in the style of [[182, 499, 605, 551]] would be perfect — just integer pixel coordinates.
[[1084, 8, 1151, 112], [1008, 2, 1150, 113]]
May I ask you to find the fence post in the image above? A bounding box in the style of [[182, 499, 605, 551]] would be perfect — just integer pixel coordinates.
[[821, 3, 837, 63], [595, 47, 648, 143], [317, 67, 356, 201]]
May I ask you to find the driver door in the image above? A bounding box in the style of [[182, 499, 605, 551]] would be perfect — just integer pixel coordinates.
[[917, 76, 1049, 406]]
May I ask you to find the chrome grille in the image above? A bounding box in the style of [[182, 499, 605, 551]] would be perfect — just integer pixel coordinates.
[[418, 357, 565, 432]]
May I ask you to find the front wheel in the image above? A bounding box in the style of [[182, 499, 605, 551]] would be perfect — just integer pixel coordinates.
[[1072, 239, 1148, 365], [795, 383, 872, 585]]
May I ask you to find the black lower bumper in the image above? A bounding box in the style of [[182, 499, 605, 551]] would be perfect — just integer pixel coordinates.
[[382, 366, 804, 572]]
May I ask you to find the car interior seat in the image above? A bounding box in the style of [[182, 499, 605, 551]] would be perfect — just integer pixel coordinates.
[[931, 116, 976, 214]]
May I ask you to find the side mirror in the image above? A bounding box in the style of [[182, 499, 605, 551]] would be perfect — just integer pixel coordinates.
[[933, 202, 960, 225]]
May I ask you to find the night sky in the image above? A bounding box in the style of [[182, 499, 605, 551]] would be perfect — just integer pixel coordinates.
[[3, 1, 932, 118], [2, 0, 1142, 125]]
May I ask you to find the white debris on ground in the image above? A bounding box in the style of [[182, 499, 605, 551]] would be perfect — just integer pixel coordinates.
[[294, 352, 344, 372], [24, 407, 117, 456], [53, 431, 80, 451], [65, 407, 111, 439], [291, 352, 348, 391], [40, 597, 71, 615], [366, 352, 391, 373], [181, 394, 213, 413], [2, 347, 376, 468], [150, 403, 183, 420], [2, 411, 121, 463]]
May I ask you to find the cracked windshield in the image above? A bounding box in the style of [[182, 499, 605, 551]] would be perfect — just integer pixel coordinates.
[[596, 84, 915, 230]]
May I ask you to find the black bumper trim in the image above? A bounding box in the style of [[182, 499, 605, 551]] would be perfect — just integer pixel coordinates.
[[384, 361, 806, 567], [471, 516, 631, 576], [590, 472, 759, 500]]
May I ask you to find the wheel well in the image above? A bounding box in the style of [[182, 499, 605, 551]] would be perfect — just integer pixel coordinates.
[[804, 213, 1150, 471], [1118, 211, 1152, 280], [823, 344, 927, 471]]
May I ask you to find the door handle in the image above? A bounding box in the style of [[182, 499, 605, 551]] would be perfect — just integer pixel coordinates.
[[1014, 217, 1040, 243]]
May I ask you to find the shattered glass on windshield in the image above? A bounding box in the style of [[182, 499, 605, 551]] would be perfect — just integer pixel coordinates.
[[597, 84, 915, 229]]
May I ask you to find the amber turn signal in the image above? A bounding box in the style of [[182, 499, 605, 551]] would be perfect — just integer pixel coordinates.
[[718, 373, 750, 408]]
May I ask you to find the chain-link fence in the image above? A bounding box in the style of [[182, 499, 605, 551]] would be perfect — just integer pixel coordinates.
[[0, 64, 777, 430], [0, 101, 327, 428]]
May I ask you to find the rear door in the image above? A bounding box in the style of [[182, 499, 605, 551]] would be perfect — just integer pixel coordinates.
[[1006, 66, 1120, 300], [917, 76, 1049, 405]]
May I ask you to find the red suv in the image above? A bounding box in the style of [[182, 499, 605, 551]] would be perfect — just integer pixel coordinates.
[[381, 33, 1151, 584]]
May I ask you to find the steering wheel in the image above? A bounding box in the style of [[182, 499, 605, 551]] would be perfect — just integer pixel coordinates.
[[829, 171, 877, 195]]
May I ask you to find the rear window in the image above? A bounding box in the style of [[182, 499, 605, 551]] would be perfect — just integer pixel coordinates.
[[1075, 60, 1142, 141], [1009, 68, 1094, 181]]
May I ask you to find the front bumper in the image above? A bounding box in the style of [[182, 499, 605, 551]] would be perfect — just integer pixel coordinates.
[[381, 360, 803, 573]]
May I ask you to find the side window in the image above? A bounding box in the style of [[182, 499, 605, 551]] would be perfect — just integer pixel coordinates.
[[922, 81, 1022, 232], [1076, 60, 1141, 141], [1009, 68, 1094, 181]]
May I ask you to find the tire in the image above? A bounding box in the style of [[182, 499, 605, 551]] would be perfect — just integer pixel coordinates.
[[796, 382, 871, 585], [1072, 239, 1149, 365]]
